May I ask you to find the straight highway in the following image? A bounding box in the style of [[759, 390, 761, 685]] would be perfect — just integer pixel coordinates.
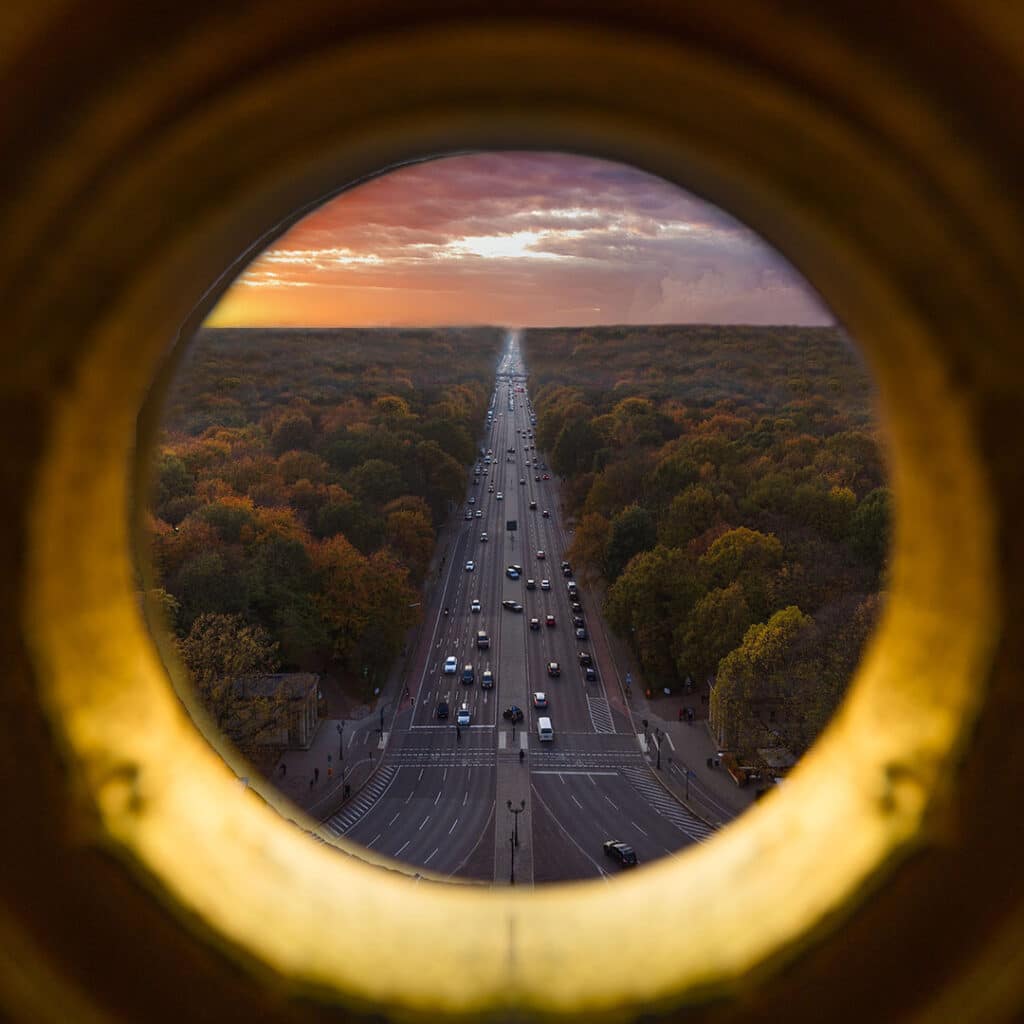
[[323, 330, 713, 882]]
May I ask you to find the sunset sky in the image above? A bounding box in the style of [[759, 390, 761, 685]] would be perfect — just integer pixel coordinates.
[[207, 151, 833, 328]]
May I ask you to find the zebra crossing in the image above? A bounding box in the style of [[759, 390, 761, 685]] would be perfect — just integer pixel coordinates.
[[586, 694, 615, 734], [321, 766, 399, 836], [620, 766, 716, 843]]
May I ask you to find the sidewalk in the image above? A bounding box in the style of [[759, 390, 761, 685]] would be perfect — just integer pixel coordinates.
[[594, 586, 756, 828]]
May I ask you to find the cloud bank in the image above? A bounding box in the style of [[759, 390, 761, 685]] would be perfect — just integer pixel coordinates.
[[207, 151, 834, 327]]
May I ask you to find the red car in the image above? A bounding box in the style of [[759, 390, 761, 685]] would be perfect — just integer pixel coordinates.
[[543, 473, 550, 480], [545, 614, 556, 627]]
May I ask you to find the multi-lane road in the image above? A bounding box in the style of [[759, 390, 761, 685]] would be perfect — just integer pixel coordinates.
[[322, 330, 714, 882]]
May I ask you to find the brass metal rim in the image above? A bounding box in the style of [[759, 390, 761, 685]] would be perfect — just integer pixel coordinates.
[[6, 12, 1023, 1023]]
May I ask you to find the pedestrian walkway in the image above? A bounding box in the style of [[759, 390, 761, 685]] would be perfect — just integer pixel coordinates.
[[321, 766, 399, 836], [620, 766, 715, 843]]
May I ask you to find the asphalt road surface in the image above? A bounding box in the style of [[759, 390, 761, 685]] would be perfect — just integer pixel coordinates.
[[326, 330, 714, 883]]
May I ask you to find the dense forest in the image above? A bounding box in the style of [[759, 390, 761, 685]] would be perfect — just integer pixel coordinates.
[[146, 327, 503, 749], [523, 325, 888, 758]]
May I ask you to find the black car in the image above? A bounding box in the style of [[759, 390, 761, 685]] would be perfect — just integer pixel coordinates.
[[502, 705, 524, 722], [502, 599, 524, 612], [572, 614, 585, 628], [529, 500, 537, 509], [578, 650, 593, 666], [562, 565, 574, 578], [603, 840, 638, 866], [436, 701, 449, 719], [584, 666, 598, 682], [571, 600, 583, 614]]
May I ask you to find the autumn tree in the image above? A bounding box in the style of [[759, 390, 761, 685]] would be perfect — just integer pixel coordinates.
[[178, 612, 281, 755], [270, 411, 314, 456], [568, 512, 611, 583], [677, 582, 755, 682]]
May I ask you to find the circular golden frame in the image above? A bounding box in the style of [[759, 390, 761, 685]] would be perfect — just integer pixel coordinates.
[[6, 9, 1024, 1023]]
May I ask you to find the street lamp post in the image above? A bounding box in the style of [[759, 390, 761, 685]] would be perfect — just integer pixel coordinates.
[[509, 835, 515, 885], [656, 728, 662, 770], [507, 798, 525, 848], [336, 721, 344, 763]]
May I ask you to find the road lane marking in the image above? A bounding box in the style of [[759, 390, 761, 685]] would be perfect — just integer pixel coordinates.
[[419, 815, 430, 831], [498, 731, 507, 749], [630, 821, 649, 836], [605, 796, 619, 810], [434, 790, 442, 805], [664, 732, 675, 751], [571, 795, 583, 809], [395, 841, 410, 856], [463, 791, 469, 806], [388, 813, 400, 827], [367, 833, 381, 848], [448, 817, 459, 834], [418, 769, 424, 781], [424, 848, 438, 864]]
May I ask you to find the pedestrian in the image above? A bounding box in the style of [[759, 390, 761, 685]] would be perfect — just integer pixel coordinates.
[[309, 777, 314, 791], [678, 708, 684, 722], [280, 763, 287, 777], [314, 767, 319, 783], [519, 748, 525, 764], [456, 724, 462, 742]]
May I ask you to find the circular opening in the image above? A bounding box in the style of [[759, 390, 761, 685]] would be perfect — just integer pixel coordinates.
[[145, 150, 890, 887], [18, 20, 1001, 1021]]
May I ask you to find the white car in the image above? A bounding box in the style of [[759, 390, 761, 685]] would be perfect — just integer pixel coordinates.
[[475, 509, 483, 518], [496, 492, 503, 500], [540, 578, 551, 590], [465, 560, 475, 572], [443, 656, 458, 674], [480, 532, 488, 542], [471, 599, 481, 613], [456, 704, 471, 726]]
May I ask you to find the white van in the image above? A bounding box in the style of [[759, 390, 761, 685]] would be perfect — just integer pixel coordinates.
[[537, 716, 554, 742]]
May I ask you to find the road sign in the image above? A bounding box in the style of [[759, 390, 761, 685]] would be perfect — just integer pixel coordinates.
[[506, 520, 517, 531]]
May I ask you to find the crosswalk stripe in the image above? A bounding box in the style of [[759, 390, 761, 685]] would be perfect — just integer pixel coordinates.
[[620, 767, 716, 843], [321, 766, 399, 834], [586, 695, 615, 734]]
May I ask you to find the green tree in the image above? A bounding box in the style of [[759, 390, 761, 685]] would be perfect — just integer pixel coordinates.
[[269, 412, 314, 456], [677, 582, 755, 681], [850, 487, 890, 580], [605, 504, 658, 580], [699, 527, 783, 618], [658, 484, 717, 548]]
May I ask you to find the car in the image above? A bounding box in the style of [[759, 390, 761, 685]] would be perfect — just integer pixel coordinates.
[[603, 840, 638, 866], [584, 666, 598, 682], [543, 473, 550, 480], [561, 560, 571, 570], [520, 478, 525, 485], [509, 563, 523, 573], [496, 492, 503, 500], [481, 532, 488, 542], [444, 656, 458, 674], [468, 496, 476, 505], [464, 510, 473, 520], [530, 617, 540, 631], [575, 627, 588, 639], [572, 614, 585, 628], [456, 704, 472, 726], [540, 579, 551, 591], [502, 705, 524, 722], [578, 651, 593, 666], [532, 692, 548, 708], [475, 509, 483, 518], [436, 700, 449, 719], [529, 499, 537, 509], [563, 566, 573, 578], [471, 599, 481, 613], [526, 578, 536, 590], [545, 614, 556, 627], [506, 567, 520, 580], [547, 661, 561, 677], [542, 509, 550, 518], [482, 669, 494, 688], [501, 599, 519, 611], [465, 560, 475, 571], [571, 603, 583, 616], [536, 550, 546, 560], [567, 580, 578, 594], [534, 474, 541, 482], [461, 664, 475, 684], [488, 485, 495, 493]]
